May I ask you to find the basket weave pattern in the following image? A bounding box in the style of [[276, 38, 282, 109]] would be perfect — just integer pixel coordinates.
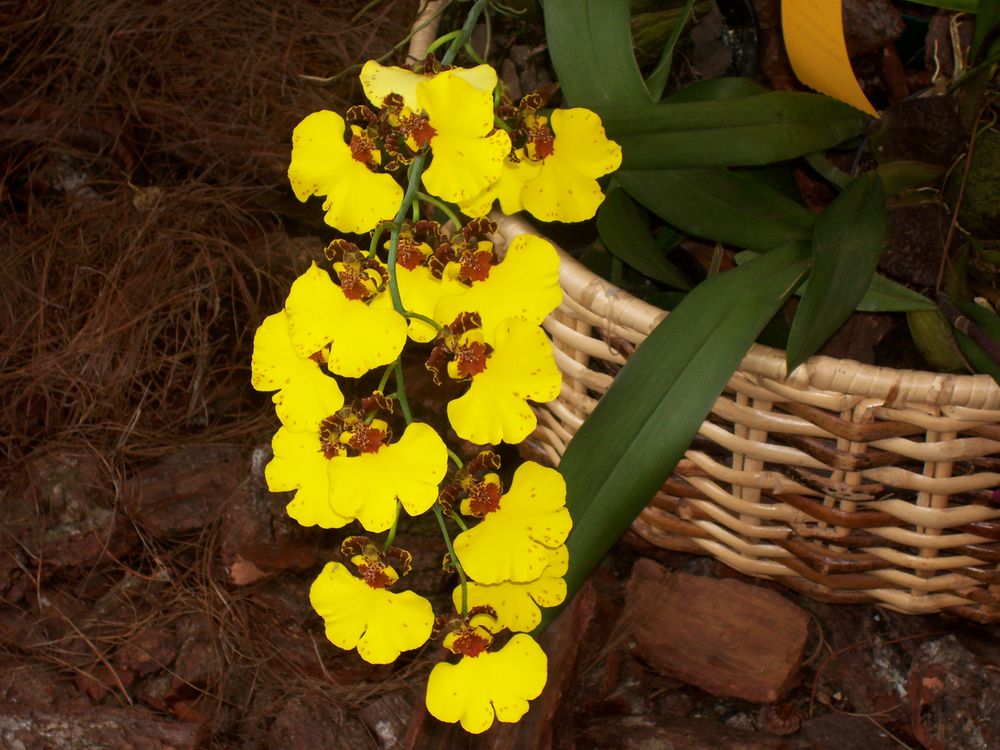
[[495, 215, 1000, 623]]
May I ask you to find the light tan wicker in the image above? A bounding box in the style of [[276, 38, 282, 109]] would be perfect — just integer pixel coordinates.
[[494, 213, 1000, 623]]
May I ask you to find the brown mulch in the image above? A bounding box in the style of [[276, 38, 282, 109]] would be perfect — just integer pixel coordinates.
[[2, 1, 999, 749], [1, 2, 424, 747]]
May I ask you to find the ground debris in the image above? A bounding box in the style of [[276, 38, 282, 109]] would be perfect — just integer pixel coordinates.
[[123, 447, 245, 538], [0, 704, 199, 750], [624, 559, 810, 703]]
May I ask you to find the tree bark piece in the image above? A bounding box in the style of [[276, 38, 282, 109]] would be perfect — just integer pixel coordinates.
[[0, 704, 198, 750], [625, 559, 810, 703]]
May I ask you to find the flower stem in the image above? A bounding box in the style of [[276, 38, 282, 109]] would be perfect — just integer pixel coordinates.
[[447, 447, 464, 469], [416, 191, 462, 229], [441, 0, 487, 66], [394, 360, 413, 424], [368, 222, 389, 258], [434, 504, 469, 616], [425, 29, 462, 57], [386, 153, 427, 316], [382, 500, 402, 552], [377, 362, 395, 394], [463, 42, 486, 65], [406, 310, 444, 333], [384, 163, 443, 333]]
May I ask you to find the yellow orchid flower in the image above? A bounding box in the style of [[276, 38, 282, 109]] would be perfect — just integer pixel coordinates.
[[425, 634, 547, 734], [287, 110, 403, 234], [416, 70, 511, 204], [283, 262, 407, 379], [442, 317, 561, 446], [453, 461, 570, 584], [310, 561, 434, 665]]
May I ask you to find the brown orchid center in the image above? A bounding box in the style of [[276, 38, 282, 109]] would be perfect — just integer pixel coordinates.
[[449, 337, 492, 380], [349, 127, 381, 167], [464, 474, 503, 516]]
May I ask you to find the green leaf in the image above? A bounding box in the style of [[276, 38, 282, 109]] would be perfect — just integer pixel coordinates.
[[617, 168, 816, 251], [904, 0, 978, 12], [956, 330, 1000, 383], [786, 172, 887, 370], [599, 92, 868, 169], [735, 251, 936, 312], [550, 242, 811, 616], [543, 0, 651, 107], [973, 0, 1000, 59], [663, 77, 768, 103], [876, 161, 947, 196], [855, 274, 935, 312], [644, 0, 697, 101], [908, 309, 966, 371], [596, 186, 691, 289], [955, 298, 1000, 336]]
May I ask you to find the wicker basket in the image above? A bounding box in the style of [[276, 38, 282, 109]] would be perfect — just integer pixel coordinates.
[[493, 214, 1000, 624]]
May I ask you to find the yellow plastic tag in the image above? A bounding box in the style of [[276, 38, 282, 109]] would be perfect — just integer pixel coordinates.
[[781, 0, 879, 116]]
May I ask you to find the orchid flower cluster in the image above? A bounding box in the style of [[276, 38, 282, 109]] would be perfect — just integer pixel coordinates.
[[250, 13, 621, 734]]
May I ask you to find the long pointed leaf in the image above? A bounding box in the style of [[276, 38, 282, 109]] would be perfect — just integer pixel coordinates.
[[786, 172, 887, 370], [663, 77, 768, 103], [644, 0, 696, 101], [974, 0, 1000, 58], [618, 168, 815, 251], [598, 91, 868, 135], [599, 92, 867, 169], [550, 242, 811, 617], [597, 186, 691, 289], [543, 0, 651, 107], [736, 251, 936, 312]]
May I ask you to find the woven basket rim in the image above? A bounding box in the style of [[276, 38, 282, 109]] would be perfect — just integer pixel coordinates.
[[494, 213, 1000, 411]]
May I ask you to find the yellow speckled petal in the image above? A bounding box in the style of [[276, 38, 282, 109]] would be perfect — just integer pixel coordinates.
[[417, 73, 510, 203], [519, 109, 622, 223], [266, 428, 352, 528], [252, 312, 344, 430], [434, 234, 561, 342], [425, 634, 547, 733], [287, 110, 350, 202], [356, 588, 435, 664], [458, 580, 544, 633], [283, 263, 343, 358], [287, 110, 402, 233], [457, 153, 542, 217], [453, 545, 568, 632], [423, 129, 510, 204], [418, 69, 497, 135], [327, 422, 448, 531], [250, 312, 299, 392], [426, 660, 491, 733], [321, 159, 404, 234], [324, 293, 408, 378], [360, 61, 425, 109], [549, 108, 622, 179], [446, 318, 561, 445], [272, 367, 343, 432], [520, 156, 605, 223], [309, 562, 434, 664], [453, 461, 569, 584], [361, 61, 497, 110], [309, 563, 368, 648]]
